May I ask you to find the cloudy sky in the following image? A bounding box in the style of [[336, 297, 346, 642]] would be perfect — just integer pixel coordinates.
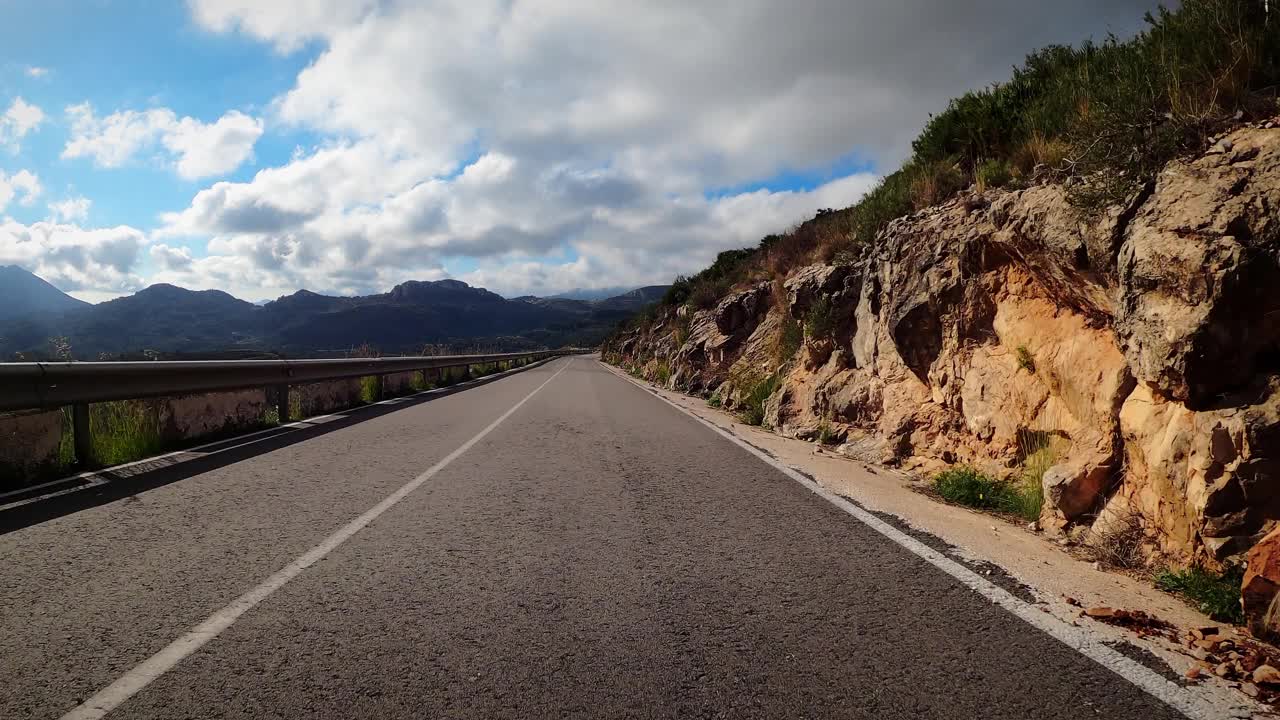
[[0, 0, 1158, 302]]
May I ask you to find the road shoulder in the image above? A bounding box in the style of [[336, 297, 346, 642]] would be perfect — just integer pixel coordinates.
[[602, 359, 1259, 719]]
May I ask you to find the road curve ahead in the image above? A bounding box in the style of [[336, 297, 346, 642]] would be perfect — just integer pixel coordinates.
[[1, 356, 1187, 719]]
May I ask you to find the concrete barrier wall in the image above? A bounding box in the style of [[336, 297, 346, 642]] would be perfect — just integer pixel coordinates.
[[294, 378, 363, 418], [161, 389, 270, 440], [0, 409, 64, 481], [382, 371, 420, 396]]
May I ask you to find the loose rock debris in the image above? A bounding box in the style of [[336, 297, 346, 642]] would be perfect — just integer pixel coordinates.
[[1082, 608, 1280, 705], [1081, 606, 1176, 640]]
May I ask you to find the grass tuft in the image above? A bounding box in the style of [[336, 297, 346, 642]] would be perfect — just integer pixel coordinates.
[[88, 400, 166, 467], [739, 373, 780, 427], [776, 316, 803, 365], [654, 360, 672, 385], [804, 296, 836, 340], [1087, 511, 1148, 569], [815, 419, 838, 446], [1155, 564, 1244, 623], [934, 463, 1044, 521], [934, 466, 1015, 510], [975, 158, 1013, 190]]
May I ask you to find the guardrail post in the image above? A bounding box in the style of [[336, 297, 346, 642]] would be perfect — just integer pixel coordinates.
[[72, 403, 93, 467], [275, 384, 290, 423]]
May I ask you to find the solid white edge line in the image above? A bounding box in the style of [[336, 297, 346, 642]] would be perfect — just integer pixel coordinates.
[[0, 357, 559, 509], [59, 357, 572, 720], [599, 360, 1226, 720]]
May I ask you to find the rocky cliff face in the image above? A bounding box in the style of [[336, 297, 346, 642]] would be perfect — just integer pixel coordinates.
[[606, 122, 1280, 580]]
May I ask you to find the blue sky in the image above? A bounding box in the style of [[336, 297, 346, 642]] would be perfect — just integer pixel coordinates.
[[0, 0, 1159, 302], [0, 0, 316, 230]]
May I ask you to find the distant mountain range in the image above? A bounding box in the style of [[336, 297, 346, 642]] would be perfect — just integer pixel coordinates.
[[0, 265, 667, 359]]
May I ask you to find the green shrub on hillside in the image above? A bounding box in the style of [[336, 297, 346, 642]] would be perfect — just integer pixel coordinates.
[[689, 281, 724, 310], [911, 0, 1278, 208], [976, 159, 1013, 190], [804, 296, 836, 340], [654, 360, 672, 385]]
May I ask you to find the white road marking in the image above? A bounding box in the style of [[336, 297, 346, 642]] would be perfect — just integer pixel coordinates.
[[600, 361, 1228, 720], [60, 358, 572, 720]]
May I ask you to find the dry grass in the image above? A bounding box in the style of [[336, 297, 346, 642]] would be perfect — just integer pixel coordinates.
[[1010, 133, 1069, 178], [1085, 510, 1148, 570], [909, 160, 966, 209]]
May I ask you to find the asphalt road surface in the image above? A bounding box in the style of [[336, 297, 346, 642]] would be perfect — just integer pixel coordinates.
[[0, 356, 1189, 719]]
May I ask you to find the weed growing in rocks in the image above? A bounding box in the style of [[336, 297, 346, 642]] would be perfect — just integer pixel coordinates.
[[654, 360, 672, 385], [1010, 429, 1059, 521], [740, 373, 780, 427], [707, 390, 722, 408], [1155, 564, 1245, 623], [776, 317, 803, 364], [804, 297, 837, 340], [1005, 474, 1045, 522], [815, 419, 838, 446], [1015, 345, 1036, 373], [934, 464, 1044, 521]]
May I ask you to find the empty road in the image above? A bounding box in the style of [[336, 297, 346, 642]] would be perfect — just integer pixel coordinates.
[[0, 357, 1192, 719]]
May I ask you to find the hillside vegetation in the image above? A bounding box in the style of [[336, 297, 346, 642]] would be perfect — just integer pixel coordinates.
[[648, 0, 1279, 318]]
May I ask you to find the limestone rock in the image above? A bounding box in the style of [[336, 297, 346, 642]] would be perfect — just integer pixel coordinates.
[[1244, 527, 1280, 641], [1116, 126, 1280, 407], [1252, 664, 1280, 686], [1042, 444, 1118, 520], [713, 282, 771, 337]]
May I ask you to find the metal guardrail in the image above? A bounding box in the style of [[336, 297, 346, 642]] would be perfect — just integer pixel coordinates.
[[0, 350, 571, 466]]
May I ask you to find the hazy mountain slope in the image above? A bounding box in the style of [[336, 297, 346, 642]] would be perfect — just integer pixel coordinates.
[[0, 265, 89, 322]]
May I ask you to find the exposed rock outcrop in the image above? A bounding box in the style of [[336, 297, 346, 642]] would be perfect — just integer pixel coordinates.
[[1246, 527, 1280, 640], [605, 123, 1280, 632]]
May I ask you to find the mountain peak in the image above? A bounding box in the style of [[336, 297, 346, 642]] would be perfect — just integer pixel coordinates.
[[0, 265, 89, 322]]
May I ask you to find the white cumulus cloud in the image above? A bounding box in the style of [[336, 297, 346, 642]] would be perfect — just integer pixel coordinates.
[[0, 170, 42, 211], [0, 98, 44, 152], [62, 104, 263, 179], [48, 196, 91, 223], [0, 219, 147, 300], [149, 242, 195, 271]]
